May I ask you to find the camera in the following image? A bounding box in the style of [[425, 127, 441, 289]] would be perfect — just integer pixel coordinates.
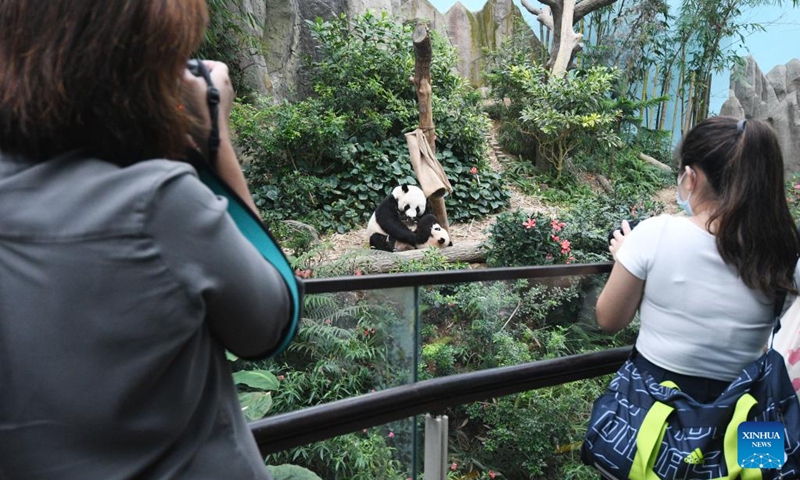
[[607, 219, 640, 245], [186, 59, 220, 167]]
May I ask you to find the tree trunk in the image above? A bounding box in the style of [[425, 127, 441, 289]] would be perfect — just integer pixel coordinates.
[[358, 242, 486, 273], [412, 23, 450, 232], [551, 0, 581, 78], [522, 0, 616, 72]]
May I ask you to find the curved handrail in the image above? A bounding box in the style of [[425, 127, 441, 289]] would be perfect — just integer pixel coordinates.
[[302, 262, 613, 294], [250, 346, 630, 455]]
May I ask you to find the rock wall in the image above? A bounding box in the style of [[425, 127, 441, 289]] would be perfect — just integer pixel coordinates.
[[233, 0, 534, 101], [720, 56, 800, 172]]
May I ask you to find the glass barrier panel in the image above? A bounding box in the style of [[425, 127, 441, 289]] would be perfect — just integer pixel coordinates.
[[245, 287, 420, 479]]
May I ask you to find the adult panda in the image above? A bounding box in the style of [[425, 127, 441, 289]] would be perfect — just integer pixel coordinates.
[[366, 185, 427, 252]]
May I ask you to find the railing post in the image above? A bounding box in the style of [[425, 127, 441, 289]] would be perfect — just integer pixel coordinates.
[[424, 413, 449, 480]]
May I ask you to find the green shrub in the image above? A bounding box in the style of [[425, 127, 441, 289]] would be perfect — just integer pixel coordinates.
[[486, 62, 622, 179], [484, 210, 575, 267], [562, 192, 665, 262]]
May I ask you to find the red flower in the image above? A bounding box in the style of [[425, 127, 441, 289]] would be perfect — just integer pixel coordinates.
[[470, 167, 478, 175], [523, 218, 536, 229], [489, 471, 497, 479], [388, 431, 395, 438], [451, 463, 458, 471], [560, 239, 571, 254], [551, 235, 560, 242], [550, 219, 565, 232]]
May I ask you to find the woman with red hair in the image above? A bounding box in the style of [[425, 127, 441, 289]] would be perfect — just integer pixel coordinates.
[[0, 1, 292, 478]]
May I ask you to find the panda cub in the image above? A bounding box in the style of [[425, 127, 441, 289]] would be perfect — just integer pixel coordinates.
[[366, 185, 427, 252], [393, 214, 452, 252]]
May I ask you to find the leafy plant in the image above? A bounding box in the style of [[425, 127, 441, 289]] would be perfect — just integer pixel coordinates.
[[484, 210, 575, 267], [487, 62, 623, 179]]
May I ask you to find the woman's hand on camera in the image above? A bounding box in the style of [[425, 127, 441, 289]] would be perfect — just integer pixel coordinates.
[[182, 60, 257, 214], [182, 60, 234, 143], [609, 219, 632, 262]]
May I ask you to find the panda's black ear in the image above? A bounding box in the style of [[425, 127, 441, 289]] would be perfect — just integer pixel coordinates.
[[402, 185, 409, 193], [448, 240, 453, 246]]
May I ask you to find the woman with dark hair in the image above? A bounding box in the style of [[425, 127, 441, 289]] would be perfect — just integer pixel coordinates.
[[0, 1, 292, 478], [597, 116, 800, 402]]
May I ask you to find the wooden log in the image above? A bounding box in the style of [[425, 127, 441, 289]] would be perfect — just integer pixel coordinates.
[[637, 153, 672, 172], [595, 174, 613, 193], [361, 241, 486, 273]]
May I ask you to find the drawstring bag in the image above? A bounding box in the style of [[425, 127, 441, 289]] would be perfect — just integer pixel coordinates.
[[582, 299, 800, 480]]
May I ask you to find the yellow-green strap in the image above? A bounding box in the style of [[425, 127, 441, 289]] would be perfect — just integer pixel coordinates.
[[631, 385, 762, 480], [631, 401, 674, 480], [723, 393, 760, 480]]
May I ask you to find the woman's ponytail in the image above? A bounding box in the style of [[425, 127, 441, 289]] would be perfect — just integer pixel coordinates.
[[681, 117, 799, 298]]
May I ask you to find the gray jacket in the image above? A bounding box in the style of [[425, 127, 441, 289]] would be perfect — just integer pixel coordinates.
[[0, 152, 290, 479]]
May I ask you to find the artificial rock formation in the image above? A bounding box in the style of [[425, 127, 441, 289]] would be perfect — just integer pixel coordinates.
[[234, 0, 534, 101], [720, 56, 800, 172]]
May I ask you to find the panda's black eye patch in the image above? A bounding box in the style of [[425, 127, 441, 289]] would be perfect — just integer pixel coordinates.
[[404, 205, 410, 211]]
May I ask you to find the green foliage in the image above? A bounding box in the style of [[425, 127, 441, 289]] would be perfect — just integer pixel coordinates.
[[484, 211, 575, 267], [249, 292, 413, 478], [267, 464, 323, 480], [562, 193, 665, 262], [196, 0, 257, 97], [232, 11, 508, 234], [419, 277, 638, 479], [786, 174, 800, 222], [486, 62, 623, 178]]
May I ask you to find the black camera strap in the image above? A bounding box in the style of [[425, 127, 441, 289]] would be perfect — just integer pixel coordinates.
[[184, 60, 302, 359], [186, 59, 220, 169]]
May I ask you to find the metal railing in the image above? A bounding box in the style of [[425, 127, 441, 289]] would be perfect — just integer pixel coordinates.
[[249, 262, 620, 476]]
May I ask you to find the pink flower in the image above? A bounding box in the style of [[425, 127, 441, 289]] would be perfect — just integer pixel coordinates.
[[354, 269, 363, 276], [388, 431, 395, 438], [363, 429, 368, 434], [550, 219, 565, 232], [560, 239, 571, 254], [489, 471, 497, 479], [294, 268, 312, 279], [470, 167, 478, 175], [324, 318, 332, 325], [451, 463, 458, 471], [794, 184, 800, 190], [277, 375, 285, 381], [523, 218, 536, 229], [551, 235, 560, 242]]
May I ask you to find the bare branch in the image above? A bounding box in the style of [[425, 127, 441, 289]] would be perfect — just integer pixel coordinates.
[[526, 4, 554, 31], [574, 0, 618, 22], [521, 0, 558, 13]]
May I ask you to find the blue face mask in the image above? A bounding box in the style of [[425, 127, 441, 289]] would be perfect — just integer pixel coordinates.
[[676, 171, 693, 216]]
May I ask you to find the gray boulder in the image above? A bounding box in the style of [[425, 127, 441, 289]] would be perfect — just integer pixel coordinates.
[[728, 56, 800, 173], [233, 0, 534, 101]]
